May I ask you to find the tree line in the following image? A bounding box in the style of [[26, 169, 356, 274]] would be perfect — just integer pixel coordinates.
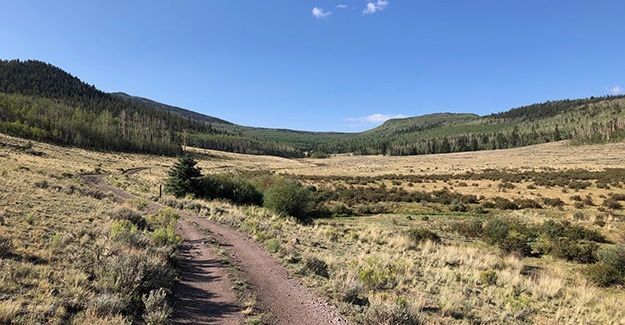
[[0, 59, 300, 157]]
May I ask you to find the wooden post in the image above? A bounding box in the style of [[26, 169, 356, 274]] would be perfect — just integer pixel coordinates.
[[159, 185, 162, 198]]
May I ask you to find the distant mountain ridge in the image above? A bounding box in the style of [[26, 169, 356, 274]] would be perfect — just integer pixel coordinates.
[[111, 92, 233, 126], [2, 58, 625, 158]]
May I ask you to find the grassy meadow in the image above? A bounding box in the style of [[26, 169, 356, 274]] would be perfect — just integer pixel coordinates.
[[0, 134, 180, 324], [2, 133, 625, 324]]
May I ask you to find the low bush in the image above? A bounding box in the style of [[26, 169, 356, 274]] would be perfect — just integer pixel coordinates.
[[264, 238, 280, 253], [449, 200, 467, 212], [111, 207, 147, 230], [483, 219, 510, 245], [602, 198, 623, 210], [513, 198, 542, 209], [151, 227, 183, 246], [330, 202, 352, 216], [147, 208, 179, 230], [492, 197, 518, 210], [142, 288, 173, 325], [309, 151, 329, 159], [585, 262, 623, 287], [548, 238, 597, 263], [596, 243, 625, 271], [198, 174, 263, 206], [498, 234, 532, 257], [479, 270, 498, 286], [405, 227, 441, 244], [355, 203, 372, 215], [450, 219, 483, 238], [362, 297, 424, 325], [542, 197, 565, 208], [264, 178, 314, 222]]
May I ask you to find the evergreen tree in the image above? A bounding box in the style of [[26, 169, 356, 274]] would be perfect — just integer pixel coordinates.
[[165, 154, 202, 198]]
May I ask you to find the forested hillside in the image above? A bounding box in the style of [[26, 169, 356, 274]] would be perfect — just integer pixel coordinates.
[[307, 96, 625, 156], [0, 59, 302, 157], [111, 92, 233, 126], [2, 59, 625, 158]]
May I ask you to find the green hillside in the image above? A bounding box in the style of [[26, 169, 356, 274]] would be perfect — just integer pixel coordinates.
[[0, 59, 302, 157], [2, 59, 625, 158]]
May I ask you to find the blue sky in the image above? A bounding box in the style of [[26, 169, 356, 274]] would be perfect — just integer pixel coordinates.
[[2, 1, 623, 132]]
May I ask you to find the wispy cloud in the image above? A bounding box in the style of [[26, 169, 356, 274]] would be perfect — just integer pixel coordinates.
[[345, 113, 406, 127], [607, 85, 622, 95], [336, 4, 348, 9], [312, 7, 331, 18], [363, 0, 389, 14]]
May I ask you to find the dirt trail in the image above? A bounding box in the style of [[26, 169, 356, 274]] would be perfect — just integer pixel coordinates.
[[81, 174, 348, 325]]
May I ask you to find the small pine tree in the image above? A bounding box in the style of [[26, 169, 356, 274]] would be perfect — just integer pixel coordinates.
[[164, 154, 202, 198]]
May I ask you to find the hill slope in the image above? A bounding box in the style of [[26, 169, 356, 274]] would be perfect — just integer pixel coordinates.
[[111, 92, 233, 126], [0, 59, 303, 157], [2, 59, 625, 158]]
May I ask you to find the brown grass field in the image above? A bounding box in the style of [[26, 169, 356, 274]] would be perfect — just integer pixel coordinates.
[[2, 133, 625, 324]]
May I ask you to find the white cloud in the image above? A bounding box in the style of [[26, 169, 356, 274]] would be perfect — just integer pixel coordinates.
[[336, 4, 348, 9], [312, 7, 331, 18], [607, 85, 622, 95], [363, 0, 389, 14], [345, 113, 406, 127]]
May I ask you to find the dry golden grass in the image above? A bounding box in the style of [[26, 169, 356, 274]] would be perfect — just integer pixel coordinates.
[[3, 133, 625, 324], [0, 134, 177, 324]]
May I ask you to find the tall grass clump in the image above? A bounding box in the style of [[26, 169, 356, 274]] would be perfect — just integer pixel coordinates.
[[362, 296, 424, 325]]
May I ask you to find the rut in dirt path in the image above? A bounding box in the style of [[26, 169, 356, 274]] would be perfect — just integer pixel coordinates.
[[81, 174, 349, 325], [173, 219, 244, 325]]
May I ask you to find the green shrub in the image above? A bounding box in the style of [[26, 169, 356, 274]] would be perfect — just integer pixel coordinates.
[[264, 238, 280, 253], [147, 208, 180, 230], [198, 174, 263, 206], [596, 243, 625, 271], [264, 179, 314, 222], [540, 220, 565, 240], [449, 200, 467, 212], [109, 220, 150, 248], [585, 262, 623, 287], [405, 227, 441, 244], [480, 270, 498, 286], [142, 288, 173, 325], [111, 207, 147, 230], [473, 206, 487, 214], [573, 211, 585, 220], [151, 227, 183, 246], [483, 219, 510, 245], [564, 224, 608, 243], [481, 201, 496, 209], [450, 219, 483, 238], [492, 197, 518, 210], [498, 234, 532, 257], [549, 238, 597, 263]]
